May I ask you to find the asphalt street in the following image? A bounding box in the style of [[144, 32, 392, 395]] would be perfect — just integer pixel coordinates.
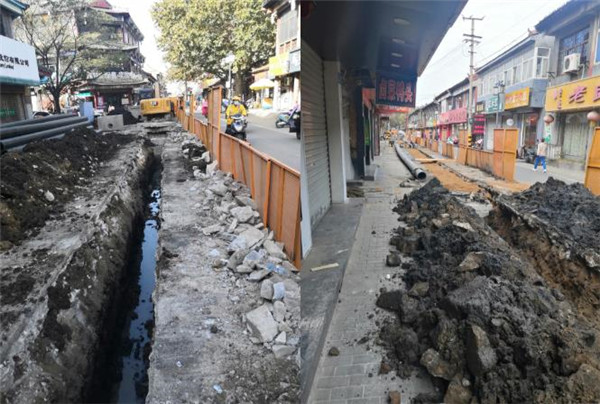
[[194, 110, 300, 171]]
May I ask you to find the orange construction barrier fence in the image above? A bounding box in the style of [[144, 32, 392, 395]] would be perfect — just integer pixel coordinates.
[[177, 86, 301, 268], [584, 127, 600, 196]]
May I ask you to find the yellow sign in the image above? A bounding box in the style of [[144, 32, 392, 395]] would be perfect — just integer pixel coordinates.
[[268, 52, 289, 77], [545, 75, 600, 112], [504, 87, 530, 110]]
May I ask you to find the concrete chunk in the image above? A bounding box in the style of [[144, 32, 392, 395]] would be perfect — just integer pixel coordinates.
[[246, 304, 278, 343], [231, 206, 254, 223], [272, 345, 296, 359]]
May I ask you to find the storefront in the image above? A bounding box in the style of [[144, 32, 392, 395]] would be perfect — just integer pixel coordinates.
[[0, 36, 39, 122], [544, 75, 600, 165], [483, 95, 504, 150], [503, 87, 543, 149], [269, 50, 300, 111], [438, 107, 467, 142]]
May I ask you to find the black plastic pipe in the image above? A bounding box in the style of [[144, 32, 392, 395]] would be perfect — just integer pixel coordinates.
[[394, 143, 427, 180], [0, 113, 77, 129], [1, 121, 92, 150], [0, 116, 88, 139]]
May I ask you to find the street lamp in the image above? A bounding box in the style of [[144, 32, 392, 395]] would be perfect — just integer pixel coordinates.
[[221, 53, 236, 101]]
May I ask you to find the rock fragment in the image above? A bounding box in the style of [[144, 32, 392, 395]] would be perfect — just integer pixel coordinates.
[[245, 304, 278, 343]]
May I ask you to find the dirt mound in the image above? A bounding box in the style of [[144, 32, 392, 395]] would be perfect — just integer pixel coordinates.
[[488, 178, 600, 323], [0, 128, 134, 247], [107, 107, 139, 125], [500, 177, 600, 251], [377, 179, 600, 403]]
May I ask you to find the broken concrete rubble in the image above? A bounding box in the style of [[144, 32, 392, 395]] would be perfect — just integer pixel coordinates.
[[245, 304, 279, 343]]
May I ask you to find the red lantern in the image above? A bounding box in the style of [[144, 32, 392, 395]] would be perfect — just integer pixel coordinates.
[[543, 114, 554, 124], [587, 110, 600, 122]]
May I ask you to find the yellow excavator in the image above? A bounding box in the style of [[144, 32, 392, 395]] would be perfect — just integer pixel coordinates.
[[140, 97, 178, 120]]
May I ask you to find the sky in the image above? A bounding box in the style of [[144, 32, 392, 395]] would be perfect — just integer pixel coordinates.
[[107, 0, 166, 76], [415, 0, 568, 106], [106, 0, 569, 98]]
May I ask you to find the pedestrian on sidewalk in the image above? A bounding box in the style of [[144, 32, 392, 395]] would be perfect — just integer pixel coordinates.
[[533, 138, 547, 173]]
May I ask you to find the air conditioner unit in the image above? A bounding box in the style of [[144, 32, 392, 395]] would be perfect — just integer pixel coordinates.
[[563, 53, 581, 73]]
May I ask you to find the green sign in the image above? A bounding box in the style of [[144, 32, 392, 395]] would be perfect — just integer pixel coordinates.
[[485, 95, 503, 113]]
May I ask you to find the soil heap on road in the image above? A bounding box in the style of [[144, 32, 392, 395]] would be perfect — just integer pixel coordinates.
[[377, 179, 600, 403]]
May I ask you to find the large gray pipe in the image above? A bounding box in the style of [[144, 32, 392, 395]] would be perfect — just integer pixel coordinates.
[[0, 116, 88, 139], [0, 113, 78, 129], [394, 143, 427, 180], [1, 121, 92, 150]]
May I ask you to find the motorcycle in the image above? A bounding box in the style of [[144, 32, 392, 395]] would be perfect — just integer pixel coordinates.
[[276, 110, 291, 128], [226, 113, 247, 140], [289, 110, 301, 140]]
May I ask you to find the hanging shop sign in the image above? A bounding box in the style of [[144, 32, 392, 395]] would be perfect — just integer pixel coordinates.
[[504, 87, 530, 110], [375, 72, 417, 108], [475, 101, 485, 113], [268, 52, 290, 78], [288, 49, 300, 73], [485, 95, 503, 113], [375, 105, 411, 115], [438, 107, 467, 125], [0, 36, 40, 86], [473, 114, 486, 135], [544, 75, 600, 112]]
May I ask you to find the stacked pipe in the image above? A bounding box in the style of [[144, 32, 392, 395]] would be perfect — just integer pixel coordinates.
[[394, 142, 427, 180], [0, 114, 92, 152]]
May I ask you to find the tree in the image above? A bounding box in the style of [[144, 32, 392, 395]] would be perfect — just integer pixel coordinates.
[[390, 112, 408, 130], [15, 0, 128, 113], [152, 0, 275, 97]]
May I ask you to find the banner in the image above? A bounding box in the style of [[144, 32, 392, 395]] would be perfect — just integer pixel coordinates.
[[0, 36, 40, 86], [375, 72, 416, 108], [504, 87, 530, 110], [545, 75, 600, 112]]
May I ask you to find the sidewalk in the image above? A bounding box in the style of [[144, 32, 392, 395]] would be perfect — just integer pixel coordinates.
[[307, 145, 436, 404], [415, 145, 583, 196]]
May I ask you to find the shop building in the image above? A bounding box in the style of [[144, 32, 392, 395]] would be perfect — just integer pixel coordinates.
[[0, 0, 38, 123], [473, 33, 554, 151], [435, 78, 470, 143], [263, 0, 301, 111], [535, 0, 600, 168], [408, 101, 439, 142]]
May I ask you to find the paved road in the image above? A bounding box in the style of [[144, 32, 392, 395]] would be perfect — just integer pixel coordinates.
[[514, 160, 584, 185], [194, 111, 300, 171]]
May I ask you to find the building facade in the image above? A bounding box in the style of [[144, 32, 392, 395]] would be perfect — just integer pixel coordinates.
[[535, 0, 600, 168], [263, 0, 300, 111], [0, 0, 38, 123]]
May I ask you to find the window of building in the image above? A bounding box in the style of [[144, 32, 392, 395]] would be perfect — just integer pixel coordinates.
[[535, 47, 550, 77], [277, 8, 298, 45], [558, 27, 589, 73], [594, 28, 600, 63], [522, 58, 533, 80], [513, 64, 521, 84]]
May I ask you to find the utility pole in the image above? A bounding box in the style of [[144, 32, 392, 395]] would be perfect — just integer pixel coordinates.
[[463, 15, 484, 145]]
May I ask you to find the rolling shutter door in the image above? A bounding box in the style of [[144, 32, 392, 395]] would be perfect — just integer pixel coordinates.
[[302, 41, 331, 227]]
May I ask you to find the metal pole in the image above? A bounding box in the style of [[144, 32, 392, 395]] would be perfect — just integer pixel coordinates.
[[463, 16, 484, 146], [228, 64, 232, 100]]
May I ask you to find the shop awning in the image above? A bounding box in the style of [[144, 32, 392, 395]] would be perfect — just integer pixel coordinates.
[[250, 78, 275, 90]]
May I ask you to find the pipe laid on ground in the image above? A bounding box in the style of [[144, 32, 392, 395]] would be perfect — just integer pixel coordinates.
[[394, 143, 427, 180], [0, 116, 88, 139], [0, 113, 77, 129], [1, 121, 91, 150]]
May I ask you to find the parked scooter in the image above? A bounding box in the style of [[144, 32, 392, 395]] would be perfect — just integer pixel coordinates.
[[276, 110, 291, 128], [289, 110, 301, 140], [226, 113, 247, 140]]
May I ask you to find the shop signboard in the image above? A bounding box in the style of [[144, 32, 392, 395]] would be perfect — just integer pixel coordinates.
[[375, 105, 411, 115], [485, 95, 503, 113], [505, 87, 530, 110], [0, 36, 40, 86], [288, 49, 300, 73], [473, 114, 486, 135], [475, 101, 485, 113], [438, 107, 467, 125], [268, 52, 290, 78], [544, 75, 600, 112], [375, 71, 417, 108]]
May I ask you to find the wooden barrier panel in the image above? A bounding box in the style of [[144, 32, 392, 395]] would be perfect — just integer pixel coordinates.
[[502, 128, 518, 181], [584, 127, 600, 195]]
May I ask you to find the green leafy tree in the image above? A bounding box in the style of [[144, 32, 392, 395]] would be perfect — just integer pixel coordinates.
[[152, 0, 275, 96], [15, 0, 129, 113]]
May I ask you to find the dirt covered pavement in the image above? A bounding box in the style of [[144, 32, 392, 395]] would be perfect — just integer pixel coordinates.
[[376, 178, 600, 403], [0, 129, 135, 248], [1, 129, 151, 403]]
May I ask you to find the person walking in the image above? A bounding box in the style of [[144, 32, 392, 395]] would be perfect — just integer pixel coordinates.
[[533, 137, 547, 173]]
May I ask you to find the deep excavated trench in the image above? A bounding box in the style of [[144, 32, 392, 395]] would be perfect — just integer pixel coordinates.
[[87, 157, 162, 404]]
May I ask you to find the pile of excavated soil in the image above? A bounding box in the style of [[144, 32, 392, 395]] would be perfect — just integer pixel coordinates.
[[488, 178, 600, 322], [377, 179, 600, 403], [0, 128, 134, 247]]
